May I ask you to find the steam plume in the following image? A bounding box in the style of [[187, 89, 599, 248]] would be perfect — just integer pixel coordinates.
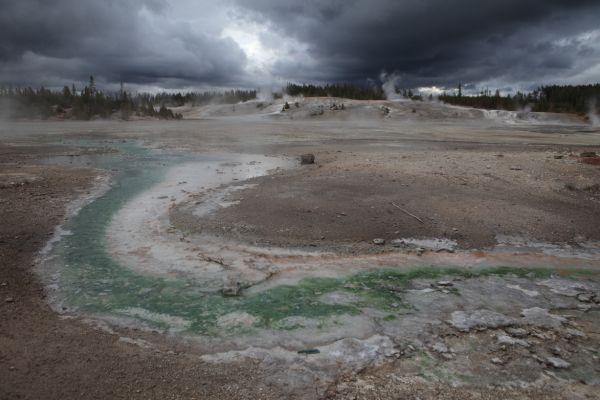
[[380, 72, 402, 101], [588, 98, 600, 127]]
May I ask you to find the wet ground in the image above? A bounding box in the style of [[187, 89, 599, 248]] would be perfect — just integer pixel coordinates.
[[1, 98, 600, 399]]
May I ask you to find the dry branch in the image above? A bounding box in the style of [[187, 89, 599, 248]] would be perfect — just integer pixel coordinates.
[[391, 202, 425, 224]]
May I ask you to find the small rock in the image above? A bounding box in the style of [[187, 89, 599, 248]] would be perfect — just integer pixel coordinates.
[[415, 247, 425, 256], [546, 356, 571, 369], [372, 238, 386, 245], [431, 342, 449, 353], [0, 282, 7, 287], [300, 154, 315, 165], [5, 297, 14, 303], [554, 155, 563, 159], [496, 334, 530, 347], [491, 357, 505, 365], [506, 327, 528, 338], [436, 281, 453, 287], [580, 151, 597, 158], [510, 166, 522, 171]]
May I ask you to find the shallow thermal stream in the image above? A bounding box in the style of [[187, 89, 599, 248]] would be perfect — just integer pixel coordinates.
[[39, 140, 335, 339]]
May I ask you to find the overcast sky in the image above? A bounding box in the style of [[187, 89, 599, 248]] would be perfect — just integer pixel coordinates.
[[1, 0, 599, 93]]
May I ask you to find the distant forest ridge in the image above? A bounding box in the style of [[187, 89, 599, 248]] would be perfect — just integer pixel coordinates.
[[0, 76, 257, 120], [1, 77, 599, 120], [286, 83, 600, 114], [438, 83, 600, 114], [284, 83, 385, 100]]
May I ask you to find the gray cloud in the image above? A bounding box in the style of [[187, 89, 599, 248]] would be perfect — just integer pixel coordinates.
[[0, 0, 247, 89], [236, 0, 600, 89], [0, 0, 599, 90]]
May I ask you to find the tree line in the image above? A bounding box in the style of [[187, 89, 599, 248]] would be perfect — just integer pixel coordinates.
[[2, 77, 598, 119], [0, 76, 258, 120], [439, 84, 600, 114], [285, 83, 385, 100]]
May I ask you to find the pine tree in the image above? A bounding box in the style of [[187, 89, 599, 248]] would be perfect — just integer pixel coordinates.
[[88, 75, 96, 95]]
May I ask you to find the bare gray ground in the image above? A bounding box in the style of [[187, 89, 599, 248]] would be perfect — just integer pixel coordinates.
[[182, 147, 600, 252]]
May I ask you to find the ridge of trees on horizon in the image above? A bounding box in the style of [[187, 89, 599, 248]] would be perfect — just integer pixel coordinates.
[[284, 83, 386, 100], [439, 83, 600, 114], [286, 82, 600, 114], [0, 76, 258, 120], [2, 76, 599, 120]]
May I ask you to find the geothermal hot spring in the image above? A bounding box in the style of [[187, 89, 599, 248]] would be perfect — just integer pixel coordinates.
[[37, 139, 600, 390]]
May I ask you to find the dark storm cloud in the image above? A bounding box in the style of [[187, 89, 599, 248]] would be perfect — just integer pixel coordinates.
[[236, 0, 600, 89], [0, 0, 247, 89], [0, 0, 599, 90]]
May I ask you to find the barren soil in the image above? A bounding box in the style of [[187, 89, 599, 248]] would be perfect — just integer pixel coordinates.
[[188, 145, 600, 252]]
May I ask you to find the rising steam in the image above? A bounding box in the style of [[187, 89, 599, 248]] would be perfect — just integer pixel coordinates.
[[588, 98, 600, 127], [380, 72, 402, 101]]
